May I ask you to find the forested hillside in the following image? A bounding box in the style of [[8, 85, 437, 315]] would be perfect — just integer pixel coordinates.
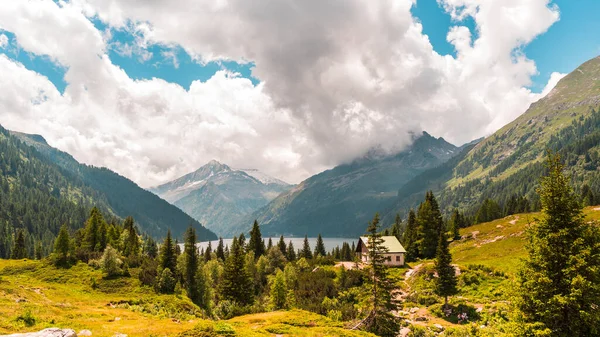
[[385, 56, 600, 221], [0, 126, 216, 258]]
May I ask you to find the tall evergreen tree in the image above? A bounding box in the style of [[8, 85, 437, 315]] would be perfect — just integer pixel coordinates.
[[516, 153, 600, 336], [248, 220, 266, 258], [11, 230, 26, 259], [363, 213, 399, 336], [314, 234, 326, 257], [277, 235, 287, 256], [174, 239, 182, 256], [416, 192, 443, 259], [216, 237, 225, 261], [434, 231, 457, 309], [143, 236, 158, 259], [267, 237, 273, 250], [300, 235, 313, 259], [54, 224, 71, 266], [449, 209, 463, 240], [159, 229, 177, 273], [402, 209, 418, 261], [220, 237, 254, 305], [183, 225, 204, 306], [122, 216, 140, 259], [391, 214, 402, 242], [286, 240, 296, 262], [204, 241, 212, 262], [83, 207, 104, 253]]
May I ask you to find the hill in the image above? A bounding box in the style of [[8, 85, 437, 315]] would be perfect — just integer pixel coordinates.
[[2, 127, 216, 248], [149, 160, 291, 237], [386, 55, 600, 219], [0, 259, 375, 337], [239, 132, 460, 237]]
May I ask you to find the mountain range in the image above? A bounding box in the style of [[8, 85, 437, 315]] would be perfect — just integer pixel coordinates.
[[149, 161, 291, 236], [5, 130, 217, 242]]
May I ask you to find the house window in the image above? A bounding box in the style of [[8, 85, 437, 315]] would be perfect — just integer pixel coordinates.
[[396, 256, 400, 262]]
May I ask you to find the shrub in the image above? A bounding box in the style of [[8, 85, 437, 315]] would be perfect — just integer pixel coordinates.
[[16, 309, 36, 327], [100, 246, 123, 278], [139, 258, 158, 287], [157, 268, 176, 294]]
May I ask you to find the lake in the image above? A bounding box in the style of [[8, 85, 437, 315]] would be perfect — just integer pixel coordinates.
[[195, 237, 356, 252]]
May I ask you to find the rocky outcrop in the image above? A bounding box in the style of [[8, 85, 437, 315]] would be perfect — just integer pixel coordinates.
[[1, 328, 77, 337]]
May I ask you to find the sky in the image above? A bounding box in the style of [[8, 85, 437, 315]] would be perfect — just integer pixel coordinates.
[[0, 0, 598, 187]]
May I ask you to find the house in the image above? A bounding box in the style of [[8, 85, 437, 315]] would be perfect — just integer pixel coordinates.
[[355, 236, 406, 266]]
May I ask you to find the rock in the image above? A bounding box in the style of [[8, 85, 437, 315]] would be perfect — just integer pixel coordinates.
[[409, 307, 420, 314], [414, 316, 428, 322], [471, 231, 480, 238], [399, 327, 411, 337], [113, 317, 121, 321], [78, 330, 92, 336], [476, 307, 483, 313], [433, 323, 444, 332], [2, 328, 77, 337], [15, 298, 27, 303]]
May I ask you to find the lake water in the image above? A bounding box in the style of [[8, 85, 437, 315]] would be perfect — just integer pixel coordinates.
[[195, 237, 356, 252]]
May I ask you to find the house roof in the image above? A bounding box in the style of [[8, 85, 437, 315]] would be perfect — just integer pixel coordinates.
[[358, 236, 406, 253]]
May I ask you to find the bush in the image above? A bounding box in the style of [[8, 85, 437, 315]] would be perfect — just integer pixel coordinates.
[[16, 309, 36, 327], [157, 268, 176, 294], [139, 258, 158, 287], [100, 246, 123, 278]]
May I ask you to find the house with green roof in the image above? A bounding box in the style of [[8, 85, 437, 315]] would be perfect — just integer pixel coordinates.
[[355, 236, 406, 266]]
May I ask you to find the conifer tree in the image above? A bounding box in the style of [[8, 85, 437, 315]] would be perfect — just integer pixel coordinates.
[[270, 269, 287, 310], [403, 209, 418, 261], [277, 235, 287, 256], [174, 239, 182, 256], [248, 220, 266, 258], [183, 225, 204, 306], [434, 231, 457, 309], [34, 241, 43, 260], [11, 230, 26, 259], [449, 209, 463, 240], [300, 235, 313, 259], [391, 214, 402, 242], [314, 234, 326, 257], [204, 241, 212, 262], [97, 220, 108, 252], [267, 237, 273, 250], [143, 236, 158, 259], [122, 216, 140, 259], [363, 213, 399, 336], [216, 237, 225, 260], [238, 233, 246, 250], [416, 192, 443, 259], [159, 230, 177, 273], [220, 237, 254, 305], [54, 224, 71, 266], [83, 207, 104, 253], [516, 153, 600, 336], [286, 240, 296, 262]]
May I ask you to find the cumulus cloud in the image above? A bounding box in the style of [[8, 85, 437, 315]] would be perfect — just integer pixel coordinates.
[[0, 34, 8, 48], [0, 0, 563, 187]]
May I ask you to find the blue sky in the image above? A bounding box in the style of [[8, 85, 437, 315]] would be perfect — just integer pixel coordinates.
[[1, 0, 598, 95]]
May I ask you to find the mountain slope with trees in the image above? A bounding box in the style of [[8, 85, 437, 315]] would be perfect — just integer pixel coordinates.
[[385, 55, 600, 221], [238, 132, 460, 237], [0, 127, 215, 256]]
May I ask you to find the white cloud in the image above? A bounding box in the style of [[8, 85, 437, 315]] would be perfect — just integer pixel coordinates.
[[0, 0, 564, 187], [0, 34, 7, 48]]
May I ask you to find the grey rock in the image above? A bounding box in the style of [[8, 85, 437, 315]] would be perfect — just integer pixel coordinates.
[[1, 328, 77, 337], [399, 327, 411, 337]]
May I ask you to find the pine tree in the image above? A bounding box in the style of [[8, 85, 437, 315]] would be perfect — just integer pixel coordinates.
[[143, 236, 158, 259], [270, 269, 287, 310], [516, 153, 600, 336], [363, 213, 399, 336], [449, 209, 463, 240], [238, 233, 246, 250], [286, 240, 296, 262], [300, 235, 313, 259], [216, 237, 225, 260], [54, 224, 71, 266], [434, 231, 457, 309], [220, 237, 254, 305], [174, 239, 182, 256], [416, 192, 443, 259], [122, 216, 140, 259], [248, 220, 266, 258], [267, 237, 273, 250], [314, 234, 326, 257], [204, 241, 212, 262], [402, 209, 418, 261], [83, 207, 103, 253], [391, 214, 402, 242], [159, 230, 177, 273], [97, 219, 108, 252], [11, 230, 26, 259], [277, 235, 287, 256], [183, 225, 203, 306]]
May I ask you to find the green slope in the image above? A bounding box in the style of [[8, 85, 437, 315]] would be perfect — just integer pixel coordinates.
[[387, 55, 600, 217], [2, 127, 216, 247]]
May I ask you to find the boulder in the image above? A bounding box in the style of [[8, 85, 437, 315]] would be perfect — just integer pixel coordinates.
[[409, 307, 420, 314], [433, 324, 444, 332], [414, 316, 428, 322], [399, 327, 411, 337], [1, 328, 77, 337]]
